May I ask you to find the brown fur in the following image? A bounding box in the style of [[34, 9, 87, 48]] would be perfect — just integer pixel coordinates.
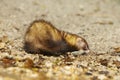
[[24, 20, 89, 55]]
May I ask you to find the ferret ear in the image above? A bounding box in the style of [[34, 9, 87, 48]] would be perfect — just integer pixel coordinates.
[[76, 38, 89, 50]]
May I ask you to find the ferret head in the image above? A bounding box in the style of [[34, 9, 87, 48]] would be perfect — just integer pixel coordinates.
[[76, 37, 89, 53]]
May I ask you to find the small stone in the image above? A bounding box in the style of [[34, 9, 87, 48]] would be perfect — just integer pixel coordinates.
[[80, 61, 88, 67], [114, 47, 120, 53], [99, 59, 109, 66], [85, 71, 92, 76], [1, 57, 15, 67], [24, 58, 34, 68], [98, 75, 106, 80], [0, 42, 5, 49], [113, 61, 120, 69], [99, 71, 109, 75], [2, 36, 9, 43], [91, 76, 98, 80], [62, 66, 71, 75], [45, 61, 53, 68]]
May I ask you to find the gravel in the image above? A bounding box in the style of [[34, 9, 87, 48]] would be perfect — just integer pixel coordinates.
[[0, 0, 120, 80]]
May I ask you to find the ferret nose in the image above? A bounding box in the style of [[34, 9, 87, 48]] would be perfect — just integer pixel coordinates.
[[81, 48, 90, 55], [84, 46, 90, 50], [83, 45, 89, 50], [82, 45, 90, 54]]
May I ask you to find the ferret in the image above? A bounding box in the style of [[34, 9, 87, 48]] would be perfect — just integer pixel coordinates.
[[24, 20, 89, 55]]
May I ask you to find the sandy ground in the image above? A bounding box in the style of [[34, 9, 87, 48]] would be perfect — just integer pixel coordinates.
[[0, 0, 120, 80]]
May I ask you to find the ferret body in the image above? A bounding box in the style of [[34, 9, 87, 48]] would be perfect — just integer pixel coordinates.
[[24, 20, 89, 55]]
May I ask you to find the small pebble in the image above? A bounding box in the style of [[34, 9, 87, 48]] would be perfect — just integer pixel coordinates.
[[0, 42, 5, 49]]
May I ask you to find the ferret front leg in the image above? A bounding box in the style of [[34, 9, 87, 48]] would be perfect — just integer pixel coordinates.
[[71, 49, 90, 56]]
